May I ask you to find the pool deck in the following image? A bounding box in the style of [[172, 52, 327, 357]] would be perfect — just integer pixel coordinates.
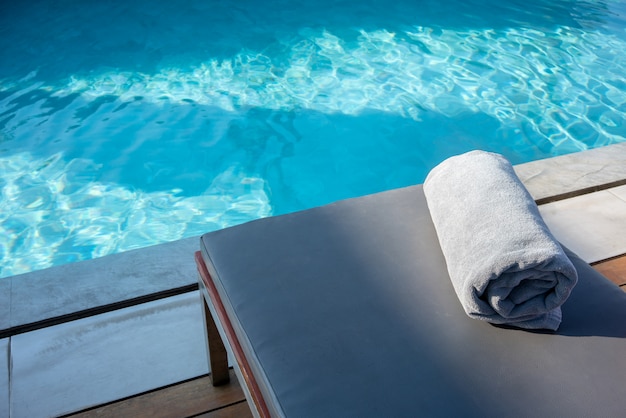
[[2, 143, 626, 417]]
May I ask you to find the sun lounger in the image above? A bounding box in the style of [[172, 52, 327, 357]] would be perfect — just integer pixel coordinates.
[[195, 184, 626, 417]]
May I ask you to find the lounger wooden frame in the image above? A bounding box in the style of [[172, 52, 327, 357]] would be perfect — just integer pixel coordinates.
[[196, 251, 270, 418]]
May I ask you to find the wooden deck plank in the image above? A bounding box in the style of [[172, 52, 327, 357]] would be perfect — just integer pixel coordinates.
[[196, 401, 253, 418], [592, 255, 626, 289], [66, 370, 248, 418]]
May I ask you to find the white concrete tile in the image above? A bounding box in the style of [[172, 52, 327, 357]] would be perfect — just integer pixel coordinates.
[[1, 338, 9, 418], [608, 184, 626, 203], [10, 292, 209, 418], [10, 236, 199, 328], [539, 189, 626, 263], [0, 278, 10, 332], [516, 142, 626, 201]]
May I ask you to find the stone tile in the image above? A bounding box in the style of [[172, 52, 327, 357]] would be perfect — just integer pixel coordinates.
[[10, 292, 209, 418], [0, 338, 9, 418], [0, 278, 10, 332], [516, 142, 626, 202], [539, 189, 626, 263], [608, 184, 626, 203], [9, 236, 200, 329]]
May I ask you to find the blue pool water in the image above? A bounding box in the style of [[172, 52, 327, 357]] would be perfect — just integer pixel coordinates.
[[1, 0, 626, 278]]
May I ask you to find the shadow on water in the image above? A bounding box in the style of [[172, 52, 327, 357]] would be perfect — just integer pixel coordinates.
[[1, 0, 625, 275], [0, 78, 529, 275], [0, 83, 555, 216], [0, 0, 622, 82]]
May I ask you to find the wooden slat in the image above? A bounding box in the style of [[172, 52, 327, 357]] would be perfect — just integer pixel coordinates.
[[196, 401, 253, 418], [67, 370, 248, 418], [202, 293, 231, 385], [592, 255, 626, 289]]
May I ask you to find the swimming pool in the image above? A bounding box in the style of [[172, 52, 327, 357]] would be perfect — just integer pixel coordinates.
[[1, 0, 625, 278]]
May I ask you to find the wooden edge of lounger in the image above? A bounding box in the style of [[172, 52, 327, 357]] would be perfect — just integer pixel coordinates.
[[195, 251, 272, 418]]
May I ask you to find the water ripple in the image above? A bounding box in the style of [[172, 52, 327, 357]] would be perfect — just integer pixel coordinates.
[[2, 22, 626, 277], [0, 152, 271, 277], [26, 25, 622, 148]]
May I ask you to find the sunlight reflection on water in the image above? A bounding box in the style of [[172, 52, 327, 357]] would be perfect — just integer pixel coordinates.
[[1, 3, 626, 277]]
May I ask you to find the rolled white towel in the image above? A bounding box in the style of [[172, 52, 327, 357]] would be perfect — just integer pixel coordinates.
[[423, 150, 578, 330]]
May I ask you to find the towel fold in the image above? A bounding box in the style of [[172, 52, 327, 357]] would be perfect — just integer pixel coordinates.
[[423, 151, 578, 330]]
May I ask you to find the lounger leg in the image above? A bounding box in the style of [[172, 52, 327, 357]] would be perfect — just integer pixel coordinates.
[[200, 291, 230, 386]]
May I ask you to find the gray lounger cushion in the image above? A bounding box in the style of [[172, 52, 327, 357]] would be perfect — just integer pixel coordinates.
[[200, 184, 626, 417]]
